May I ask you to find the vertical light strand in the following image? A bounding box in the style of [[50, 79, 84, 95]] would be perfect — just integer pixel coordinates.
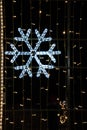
[[56, 0, 60, 100], [38, 1, 42, 130], [64, 0, 67, 105], [66, 1, 71, 130], [20, 0, 25, 129], [79, 3, 83, 130], [0, 0, 3, 130], [12, 0, 15, 129], [30, 0, 32, 130], [47, 1, 51, 129], [72, 2, 75, 127]]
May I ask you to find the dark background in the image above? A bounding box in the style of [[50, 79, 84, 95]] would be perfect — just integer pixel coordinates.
[[3, 0, 87, 130]]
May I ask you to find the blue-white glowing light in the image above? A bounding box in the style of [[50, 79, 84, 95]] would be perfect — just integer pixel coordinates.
[[5, 28, 61, 78]]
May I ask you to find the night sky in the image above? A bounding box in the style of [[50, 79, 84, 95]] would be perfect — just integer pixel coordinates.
[[3, 0, 87, 130]]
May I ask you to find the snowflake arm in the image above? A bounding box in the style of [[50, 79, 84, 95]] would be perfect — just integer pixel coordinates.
[[34, 55, 54, 78], [34, 29, 52, 52], [14, 55, 33, 78], [14, 28, 33, 51], [5, 44, 20, 63], [36, 44, 61, 63], [14, 28, 31, 41], [5, 43, 31, 63]]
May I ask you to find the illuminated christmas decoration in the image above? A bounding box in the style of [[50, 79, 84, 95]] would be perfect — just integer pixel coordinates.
[[0, 1, 4, 130], [5, 28, 61, 78]]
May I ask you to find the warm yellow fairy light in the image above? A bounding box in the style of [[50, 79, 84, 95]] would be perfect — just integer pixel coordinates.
[[0, 0, 3, 130]]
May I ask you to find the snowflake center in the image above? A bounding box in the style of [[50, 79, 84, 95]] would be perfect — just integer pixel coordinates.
[[24, 36, 28, 41], [31, 50, 36, 57]]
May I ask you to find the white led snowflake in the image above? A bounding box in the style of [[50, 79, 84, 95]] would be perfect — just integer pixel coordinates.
[[5, 28, 61, 78]]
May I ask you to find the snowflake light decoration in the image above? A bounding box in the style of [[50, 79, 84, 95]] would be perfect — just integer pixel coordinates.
[[5, 28, 61, 78]]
